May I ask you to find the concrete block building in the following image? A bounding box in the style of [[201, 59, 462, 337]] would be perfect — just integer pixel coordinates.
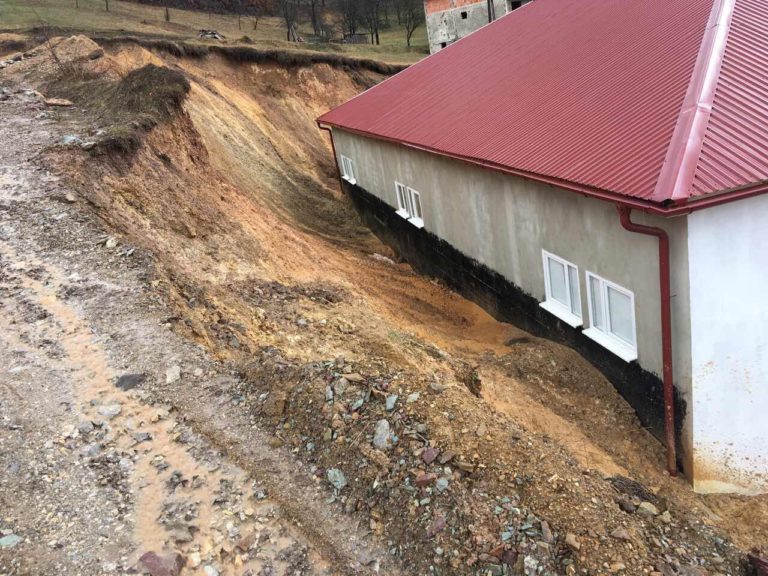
[[319, 0, 768, 494], [424, 0, 532, 53]]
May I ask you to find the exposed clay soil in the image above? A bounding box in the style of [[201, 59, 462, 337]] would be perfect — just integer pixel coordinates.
[[1, 36, 767, 576]]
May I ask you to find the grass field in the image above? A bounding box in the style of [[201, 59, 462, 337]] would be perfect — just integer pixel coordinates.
[[0, 0, 429, 63]]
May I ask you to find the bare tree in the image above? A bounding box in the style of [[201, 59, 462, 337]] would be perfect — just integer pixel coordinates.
[[165, 5, 171, 21], [105, 0, 109, 11], [337, 0, 360, 37], [232, 0, 273, 33], [393, 0, 403, 25], [308, 0, 322, 36], [277, 0, 302, 41], [362, 0, 382, 45], [398, 0, 424, 46]]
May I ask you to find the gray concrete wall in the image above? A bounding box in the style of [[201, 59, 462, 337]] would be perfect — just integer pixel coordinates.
[[332, 129, 693, 459], [426, 0, 531, 53]]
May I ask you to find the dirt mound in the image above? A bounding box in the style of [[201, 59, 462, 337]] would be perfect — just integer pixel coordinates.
[[14, 36, 767, 575], [0, 35, 113, 84]]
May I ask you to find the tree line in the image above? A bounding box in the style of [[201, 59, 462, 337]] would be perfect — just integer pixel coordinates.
[[282, 0, 426, 47], [122, 0, 425, 47]]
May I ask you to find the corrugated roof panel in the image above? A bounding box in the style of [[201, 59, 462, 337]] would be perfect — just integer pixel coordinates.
[[693, 0, 768, 196], [321, 0, 768, 207], [319, 0, 714, 201]]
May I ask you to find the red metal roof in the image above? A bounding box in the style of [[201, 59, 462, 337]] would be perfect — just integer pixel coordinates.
[[319, 0, 768, 211]]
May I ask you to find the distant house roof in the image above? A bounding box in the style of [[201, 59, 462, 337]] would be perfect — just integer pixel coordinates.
[[319, 0, 768, 214]]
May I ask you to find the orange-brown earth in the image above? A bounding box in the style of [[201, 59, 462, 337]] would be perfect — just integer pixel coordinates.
[[3, 35, 767, 575]]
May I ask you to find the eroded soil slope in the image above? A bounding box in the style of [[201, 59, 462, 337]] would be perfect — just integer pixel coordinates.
[[2, 36, 767, 576]]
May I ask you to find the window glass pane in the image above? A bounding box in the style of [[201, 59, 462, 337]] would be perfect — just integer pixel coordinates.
[[607, 286, 634, 344], [590, 276, 605, 330], [547, 258, 567, 305], [568, 266, 580, 317], [410, 190, 422, 219], [396, 185, 407, 212]]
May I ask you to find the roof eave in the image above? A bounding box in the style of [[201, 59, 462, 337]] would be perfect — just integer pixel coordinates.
[[319, 122, 768, 217]]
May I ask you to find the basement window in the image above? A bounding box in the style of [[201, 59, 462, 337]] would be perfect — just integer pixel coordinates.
[[584, 272, 638, 362], [540, 250, 582, 328], [394, 182, 424, 228], [340, 155, 356, 184], [407, 188, 423, 228], [395, 182, 410, 218], [461, 11, 468, 19], [440, 42, 447, 49]]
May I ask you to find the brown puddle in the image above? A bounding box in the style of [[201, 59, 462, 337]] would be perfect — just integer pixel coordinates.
[[6, 245, 329, 575]]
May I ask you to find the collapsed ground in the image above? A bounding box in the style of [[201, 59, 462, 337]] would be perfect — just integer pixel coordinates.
[[1, 35, 767, 576]]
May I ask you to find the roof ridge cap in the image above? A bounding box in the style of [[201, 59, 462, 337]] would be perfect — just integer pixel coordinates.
[[649, 0, 736, 204]]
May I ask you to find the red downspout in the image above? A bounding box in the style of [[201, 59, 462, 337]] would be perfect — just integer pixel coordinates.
[[617, 205, 677, 476], [318, 123, 345, 196]]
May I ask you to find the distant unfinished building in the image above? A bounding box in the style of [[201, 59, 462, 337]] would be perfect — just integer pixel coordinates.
[[425, 0, 531, 53]]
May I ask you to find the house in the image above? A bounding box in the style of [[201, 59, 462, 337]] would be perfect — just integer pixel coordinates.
[[424, 0, 532, 53], [318, 0, 768, 495]]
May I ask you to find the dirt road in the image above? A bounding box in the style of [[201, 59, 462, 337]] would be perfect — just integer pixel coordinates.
[[0, 90, 393, 576]]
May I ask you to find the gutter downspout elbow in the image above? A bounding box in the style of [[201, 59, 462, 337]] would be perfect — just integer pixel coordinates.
[[617, 205, 677, 476], [317, 122, 345, 196]]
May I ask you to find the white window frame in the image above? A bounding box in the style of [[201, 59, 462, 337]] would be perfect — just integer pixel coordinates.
[[393, 181, 424, 228], [395, 182, 410, 218], [406, 187, 424, 228], [340, 155, 356, 184], [539, 250, 582, 328], [584, 272, 638, 362]]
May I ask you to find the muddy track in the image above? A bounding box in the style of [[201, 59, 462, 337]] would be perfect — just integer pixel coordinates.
[[0, 91, 394, 576]]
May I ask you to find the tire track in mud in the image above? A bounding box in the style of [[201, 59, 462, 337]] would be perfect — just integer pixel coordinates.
[[0, 244, 331, 576], [0, 93, 397, 576]]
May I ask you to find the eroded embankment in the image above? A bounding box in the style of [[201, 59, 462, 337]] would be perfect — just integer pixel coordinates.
[[4, 34, 767, 575]]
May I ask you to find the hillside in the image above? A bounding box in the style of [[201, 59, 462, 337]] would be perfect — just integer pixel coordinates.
[[0, 0, 429, 64]]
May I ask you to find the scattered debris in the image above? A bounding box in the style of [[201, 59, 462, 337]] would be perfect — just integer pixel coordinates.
[[115, 373, 146, 390], [138, 551, 185, 576], [637, 501, 660, 517], [0, 534, 23, 549], [327, 468, 347, 490], [166, 365, 181, 384], [44, 98, 73, 107], [199, 29, 225, 40], [611, 527, 632, 541], [97, 403, 122, 419], [62, 135, 83, 146], [565, 533, 581, 551], [372, 418, 394, 450]]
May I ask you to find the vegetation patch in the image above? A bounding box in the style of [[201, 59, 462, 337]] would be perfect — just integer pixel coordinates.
[[92, 35, 408, 75], [45, 63, 190, 155]]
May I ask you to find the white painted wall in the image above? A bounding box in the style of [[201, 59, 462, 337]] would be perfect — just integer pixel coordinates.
[[332, 129, 693, 408], [688, 194, 768, 494]]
